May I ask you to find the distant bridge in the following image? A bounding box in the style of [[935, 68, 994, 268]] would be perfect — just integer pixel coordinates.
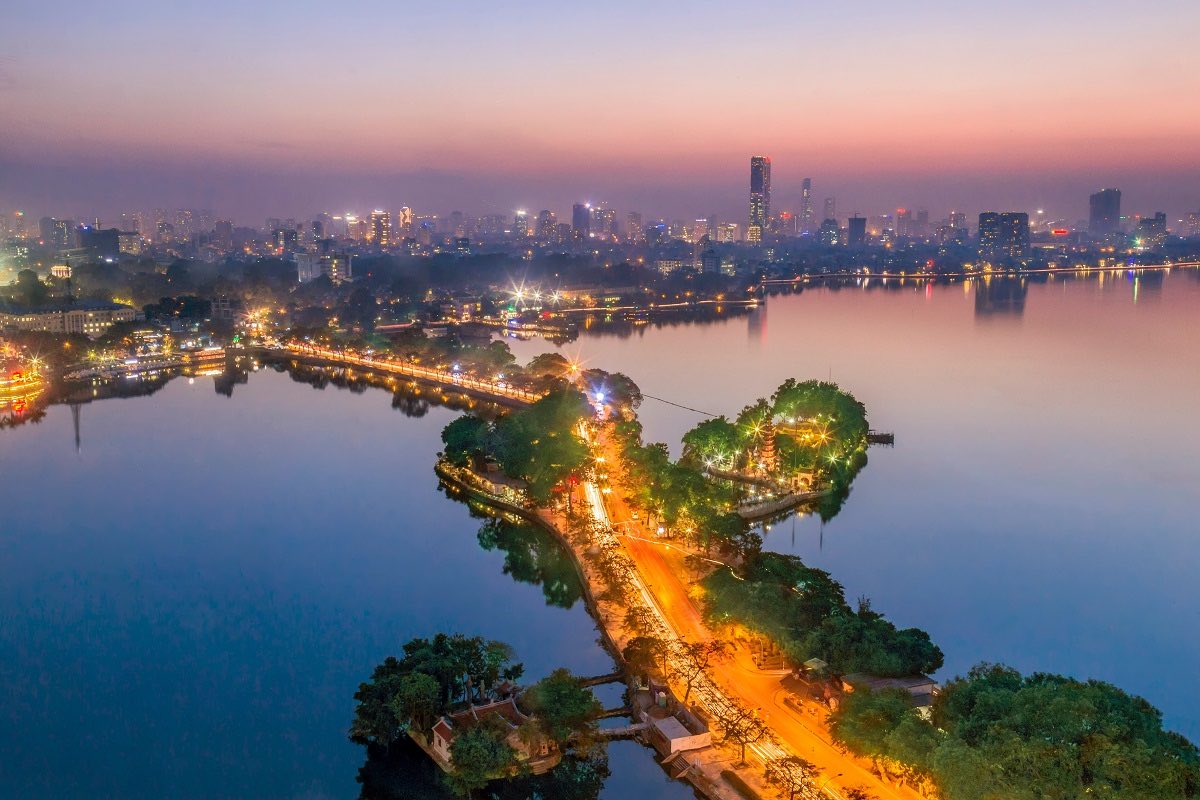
[[272, 342, 540, 408]]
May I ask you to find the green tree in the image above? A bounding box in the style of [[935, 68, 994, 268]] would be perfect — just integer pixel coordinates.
[[445, 723, 517, 797], [681, 416, 741, 466], [389, 672, 442, 736], [622, 636, 671, 681], [441, 416, 489, 466], [523, 668, 602, 746]]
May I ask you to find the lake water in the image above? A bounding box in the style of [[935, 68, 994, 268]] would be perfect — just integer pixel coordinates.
[[0, 370, 694, 799], [509, 268, 1200, 741], [2, 268, 1198, 797]]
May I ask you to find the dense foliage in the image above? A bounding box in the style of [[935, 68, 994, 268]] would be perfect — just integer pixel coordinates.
[[831, 663, 1200, 800], [522, 668, 602, 746], [441, 386, 592, 503], [702, 552, 942, 677], [349, 633, 524, 748], [612, 418, 754, 554]]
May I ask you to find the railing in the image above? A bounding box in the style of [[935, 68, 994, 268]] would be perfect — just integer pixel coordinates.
[[285, 342, 543, 404]]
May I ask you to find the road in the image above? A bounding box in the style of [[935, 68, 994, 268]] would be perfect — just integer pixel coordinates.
[[590, 429, 924, 800], [284, 342, 540, 405]]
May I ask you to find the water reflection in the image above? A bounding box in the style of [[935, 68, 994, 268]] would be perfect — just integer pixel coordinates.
[[356, 738, 609, 800], [470, 512, 584, 609], [974, 276, 1027, 318]]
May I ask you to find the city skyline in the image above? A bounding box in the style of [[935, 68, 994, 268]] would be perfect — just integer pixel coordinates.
[[3, 1, 1199, 223]]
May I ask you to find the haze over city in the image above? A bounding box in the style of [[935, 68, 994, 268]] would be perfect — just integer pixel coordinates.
[[3, 0, 1199, 222], [4, 3, 1200, 800]]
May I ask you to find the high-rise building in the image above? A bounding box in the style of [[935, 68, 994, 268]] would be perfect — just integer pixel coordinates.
[[800, 178, 814, 231], [214, 220, 234, 248], [817, 218, 840, 246], [949, 211, 967, 230], [1136, 212, 1167, 247], [39, 217, 76, 250], [847, 216, 867, 246], [368, 210, 392, 246], [536, 210, 557, 240], [397, 207, 414, 238], [594, 208, 618, 239], [1089, 189, 1122, 234], [571, 203, 591, 239], [345, 214, 363, 240], [296, 252, 353, 284], [512, 210, 529, 238], [625, 212, 642, 242], [716, 223, 739, 243], [748, 156, 771, 243], [1184, 211, 1200, 238], [823, 197, 836, 224], [978, 212, 1030, 259]]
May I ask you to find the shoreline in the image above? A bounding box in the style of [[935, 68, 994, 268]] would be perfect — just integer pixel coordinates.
[[435, 459, 749, 800]]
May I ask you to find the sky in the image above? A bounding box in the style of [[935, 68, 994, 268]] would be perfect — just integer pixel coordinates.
[[1, 0, 1198, 225]]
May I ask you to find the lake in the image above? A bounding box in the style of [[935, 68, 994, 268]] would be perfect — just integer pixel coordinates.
[[2, 268, 1198, 797]]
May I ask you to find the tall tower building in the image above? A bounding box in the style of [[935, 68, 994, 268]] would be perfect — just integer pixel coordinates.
[[823, 197, 836, 223], [800, 178, 814, 231], [512, 210, 529, 238], [571, 203, 591, 239], [625, 211, 643, 242], [368, 210, 392, 246], [1089, 189, 1122, 234], [397, 207, 414, 238], [536, 210, 557, 240], [748, 155, 771, 243]]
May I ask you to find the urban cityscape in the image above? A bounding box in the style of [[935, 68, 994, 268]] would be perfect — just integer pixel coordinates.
[[3, 3, 1199, 800]]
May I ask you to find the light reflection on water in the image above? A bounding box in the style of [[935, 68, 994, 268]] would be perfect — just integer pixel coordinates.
[[509, 270, 1200, 741]]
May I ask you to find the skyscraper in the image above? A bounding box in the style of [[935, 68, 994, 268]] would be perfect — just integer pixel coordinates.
[[512, 210, 529, 238], [978, 212, 1030, 259], [625, 211, 642, 242], [823, 197, 836, 224], [800, 178, 814, 231], [1089, 189, 1122, 234], [847, 216, 867, 246], [748, 156, 771, 243], [368, 209, 392, 246], [571, 203, 591, 239], [536, 210, 557, 240], [397, 207, 414, 238]]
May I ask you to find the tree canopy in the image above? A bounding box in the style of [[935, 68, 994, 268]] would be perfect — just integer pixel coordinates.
[[349, 634, 524, 748], [522, 668, 602, 746], [702, 553, 942, 678], [831, 663, 1200, 800]]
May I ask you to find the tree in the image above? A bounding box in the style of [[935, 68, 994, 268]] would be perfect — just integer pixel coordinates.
[[14, 269, 50, 305], [526, 352, 571, 379], [765, 756, 817, 800], [489, 388, 591, 503], [713, 698, 769, 764], [350, 634, 525, 748], [441, 416, 489, 466], [831, 661, 1200, 800], [389, 672, 442, 737], [674, 640, 728, 703], [681, 416, 741, 467], [340, 286, 379, 331], [523, 668, 602, 746], [445, 723, 517, 798], [622, 636, 671, 681]]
